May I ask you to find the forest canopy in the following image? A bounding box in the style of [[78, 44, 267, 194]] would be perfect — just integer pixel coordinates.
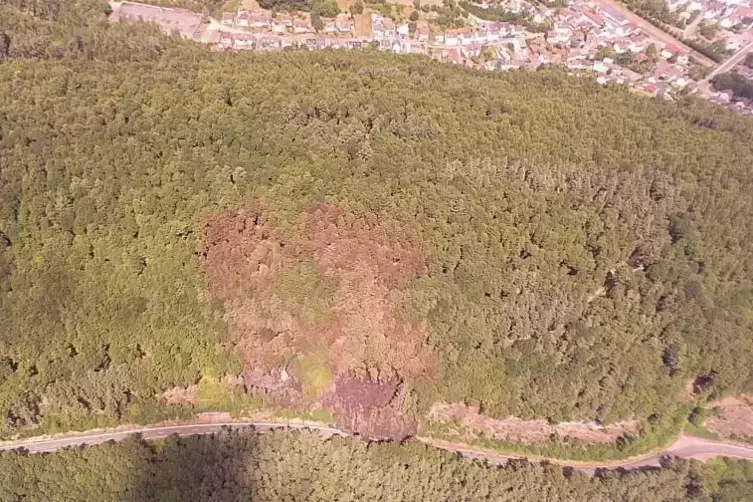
[[0, 427, 750, 501], [2, 0, 753, 444]]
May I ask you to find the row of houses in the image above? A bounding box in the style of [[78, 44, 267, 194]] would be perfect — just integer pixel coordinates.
[[216, 32, 364, 51], [221, 9, 355, 35], [370, 12, 525, 46], [668, 0, 753, 28]]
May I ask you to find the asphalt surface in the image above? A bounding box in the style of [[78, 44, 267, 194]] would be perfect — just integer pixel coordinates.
[[0, 422, 341, 454], [705, 40, 753, 82], [2, 421, 753, 474]]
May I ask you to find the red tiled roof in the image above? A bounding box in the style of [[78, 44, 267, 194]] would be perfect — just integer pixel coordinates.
[[583, 11, 604, 25]]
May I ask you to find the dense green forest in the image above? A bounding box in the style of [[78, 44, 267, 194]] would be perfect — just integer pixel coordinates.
[[1, 428, 752, 501], [3, 0, 753, 447]]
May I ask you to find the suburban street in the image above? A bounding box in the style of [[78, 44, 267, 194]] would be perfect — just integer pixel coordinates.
[[706, 40, 753, 82], [2, 420, 753, 474], [594, 0, 717, 66]]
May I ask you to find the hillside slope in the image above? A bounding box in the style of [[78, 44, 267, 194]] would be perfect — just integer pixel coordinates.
[[2, 1, 753, 440]]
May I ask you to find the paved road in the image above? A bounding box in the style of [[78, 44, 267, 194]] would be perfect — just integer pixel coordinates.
[[3, 421, 753, 473], [425, 433, 753, 473], [595, 0, 716, 67], [705, 40, 753, 82], [0, 421, 342, 454]]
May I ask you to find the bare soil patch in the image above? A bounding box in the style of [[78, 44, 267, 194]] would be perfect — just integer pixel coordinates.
[[428, 403, 637, 444], [322, 376, 416, 440], [161, 386, 198, 406], [201, 202, 432, 439], [706, 396, 753, 439]]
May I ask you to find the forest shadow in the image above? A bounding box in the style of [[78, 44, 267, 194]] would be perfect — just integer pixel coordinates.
[[124, 427, 257, 502], [592, 464, 664, 478]]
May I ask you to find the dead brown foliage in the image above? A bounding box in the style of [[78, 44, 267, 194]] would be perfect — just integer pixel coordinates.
[[323, 376, 416, 441], [201, 203, 433, 437]]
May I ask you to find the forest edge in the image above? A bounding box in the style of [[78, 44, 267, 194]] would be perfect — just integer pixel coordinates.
[[2, 418, 753, 474]]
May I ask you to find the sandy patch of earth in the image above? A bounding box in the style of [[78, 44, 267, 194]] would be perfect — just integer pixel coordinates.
[[706, 396, 753, 439], [428, 403, 637, 444], [161, 386, 198, 405]]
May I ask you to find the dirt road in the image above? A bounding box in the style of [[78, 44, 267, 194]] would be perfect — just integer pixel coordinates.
[[2, 421, 753, 474]]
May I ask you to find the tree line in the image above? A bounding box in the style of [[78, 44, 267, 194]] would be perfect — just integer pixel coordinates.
[[0, 428, 751, 501]]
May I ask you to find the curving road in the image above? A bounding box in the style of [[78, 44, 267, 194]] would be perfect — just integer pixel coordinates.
[[2, 421, 753, 473], [422, 434, 753, 473]]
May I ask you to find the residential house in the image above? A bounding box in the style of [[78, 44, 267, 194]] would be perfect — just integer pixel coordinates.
[[382, 18, 396, 39], [582, 10, 605, 28], [371, 13, 395, 41], [323, 19, 337, 34], [336, 13, 354, 34], [485, 25, 501, 42], [293, 17, 311, 34], [234, 33, 255, 49], [218, 31, 233, 47], [221, 12, 235, 27], [462, 43, 483, 58], [259, 37, 280, 49], [443, 30, 460, 46], [457, 28, 476, 45], [600, 5, 629, 26], [444, 48, 462, 64], [250, 11, 273, 29], [273, 13, 293, 33], [661, 43, 681, 59], [416, 26, 429, 42], [550, 26, 572, 44], [495, 22, 517, 37], [236, 10, 251, 28]]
